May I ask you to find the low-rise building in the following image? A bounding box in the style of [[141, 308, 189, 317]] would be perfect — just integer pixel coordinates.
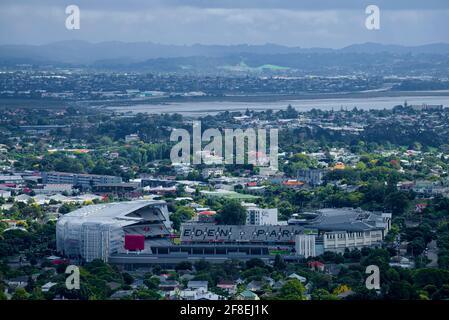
[[42, 171, 122, 188], [237, 290, 260, 300]]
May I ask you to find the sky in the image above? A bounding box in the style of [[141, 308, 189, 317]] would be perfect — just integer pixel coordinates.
[[0, 0, 448, 47]]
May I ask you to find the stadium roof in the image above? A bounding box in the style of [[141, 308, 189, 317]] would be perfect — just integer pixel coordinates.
[[306, 208, 390, 232], [59, 200, 166, 227]]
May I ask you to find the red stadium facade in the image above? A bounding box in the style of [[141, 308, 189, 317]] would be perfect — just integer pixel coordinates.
[[124, 234, 145, 251]]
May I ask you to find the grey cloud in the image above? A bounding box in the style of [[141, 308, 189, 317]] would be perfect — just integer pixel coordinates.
[[0, 1, 448, 47]]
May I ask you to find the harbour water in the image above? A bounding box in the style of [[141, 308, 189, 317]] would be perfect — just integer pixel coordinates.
[[107, 95, 449, 116]]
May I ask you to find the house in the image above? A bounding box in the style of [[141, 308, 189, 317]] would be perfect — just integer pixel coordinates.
[[33, 194, 50, 205], [246, 280, 264, 292], [309, 260, 325, 272], [169, 287, 225, 301], [7, 276, 29, 289], [217, 280, 237, 295], [325, 263, 347, 276], [202, 167, 224, 178], [272, 280, 285, 291], [15, 194, 31, 203], [262, 276, 275, 287], [237, 290, 260, 300], [333, 162, 345, 170], [130, 279, 145, 289], [125, 134, 140, 143], [337, 290, 355, 299], [110, 290, 133, 300], [159, 280, 180, 291], [288, 273, 307, 283], [187, 280, 208, 291], [389, 256, 415, 269], [0, 190, 11, 198], [41, 282, 57, 292], [180, 274, 195, 282]]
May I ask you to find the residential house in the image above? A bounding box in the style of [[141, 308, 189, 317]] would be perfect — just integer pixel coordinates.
[[217, 280, 237, 295], [187, 280, 208, 291], [237, 290, 260, 300], [309, 261, 325, 272], [7, 276, 29, 290], [41, 282, 57, 292], [288, 273, 307, 283], [246, 280, 264, 293], [169, 287, 225, 301], [110, 290, 133, 300], [159, 280, 181, 292]]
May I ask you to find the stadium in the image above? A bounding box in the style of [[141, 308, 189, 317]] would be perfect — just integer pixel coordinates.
[[56, 200, 391, 265], [56, 200, 172, 262]]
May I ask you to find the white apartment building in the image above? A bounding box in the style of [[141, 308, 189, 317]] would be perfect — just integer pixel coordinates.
[[243, 203, 278, 225]]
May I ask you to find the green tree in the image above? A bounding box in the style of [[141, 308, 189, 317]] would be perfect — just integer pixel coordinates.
[[143, 276, 160, 290], [311, 289, 339, 300], [170, 206, 194, 231], [175, 261, 193, 271], [216, 200, 247, 225], [12, 288, 29, 300], [278, 279, 306, 300], [273, 254, 286, 271]]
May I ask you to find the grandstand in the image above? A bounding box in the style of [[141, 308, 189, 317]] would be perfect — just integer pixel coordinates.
[[56, 200, 171, 262], [181, 224, 304, 244], [179, 208, 392, 256], [56, 202, 391, 264]]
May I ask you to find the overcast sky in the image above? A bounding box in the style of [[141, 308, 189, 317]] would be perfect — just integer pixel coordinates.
[[1, 0, 448, 47]]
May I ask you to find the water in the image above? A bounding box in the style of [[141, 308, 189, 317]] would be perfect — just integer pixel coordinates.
[[107, 95, 449, 116]]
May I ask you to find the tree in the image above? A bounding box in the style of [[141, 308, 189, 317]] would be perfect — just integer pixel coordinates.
[[216, 200, 247, 225], [194, 259, 211, 272], [134, 289, 161, 300], [12, 288, 29, 300], [170, 206, 194, 231], [175, 261, 193, 271], [122, 272, 134, 286], [333, 284, 352, 296], [245, 258, 267, 269], [273, 254, 286, 271], [384, 191, 411, 215], [311, 289, 339, 300], [143, 276, 160, 290], [407, 238, 426, 256], [278, 279, 306, 300]]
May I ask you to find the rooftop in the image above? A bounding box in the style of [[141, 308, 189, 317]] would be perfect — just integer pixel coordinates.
[[306, 208, 391, 232], [58, 200, 166, 227]]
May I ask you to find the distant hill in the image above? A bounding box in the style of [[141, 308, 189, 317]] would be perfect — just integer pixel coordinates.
[[340, 42, 449, 54], [1, 41, 448, 66]]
